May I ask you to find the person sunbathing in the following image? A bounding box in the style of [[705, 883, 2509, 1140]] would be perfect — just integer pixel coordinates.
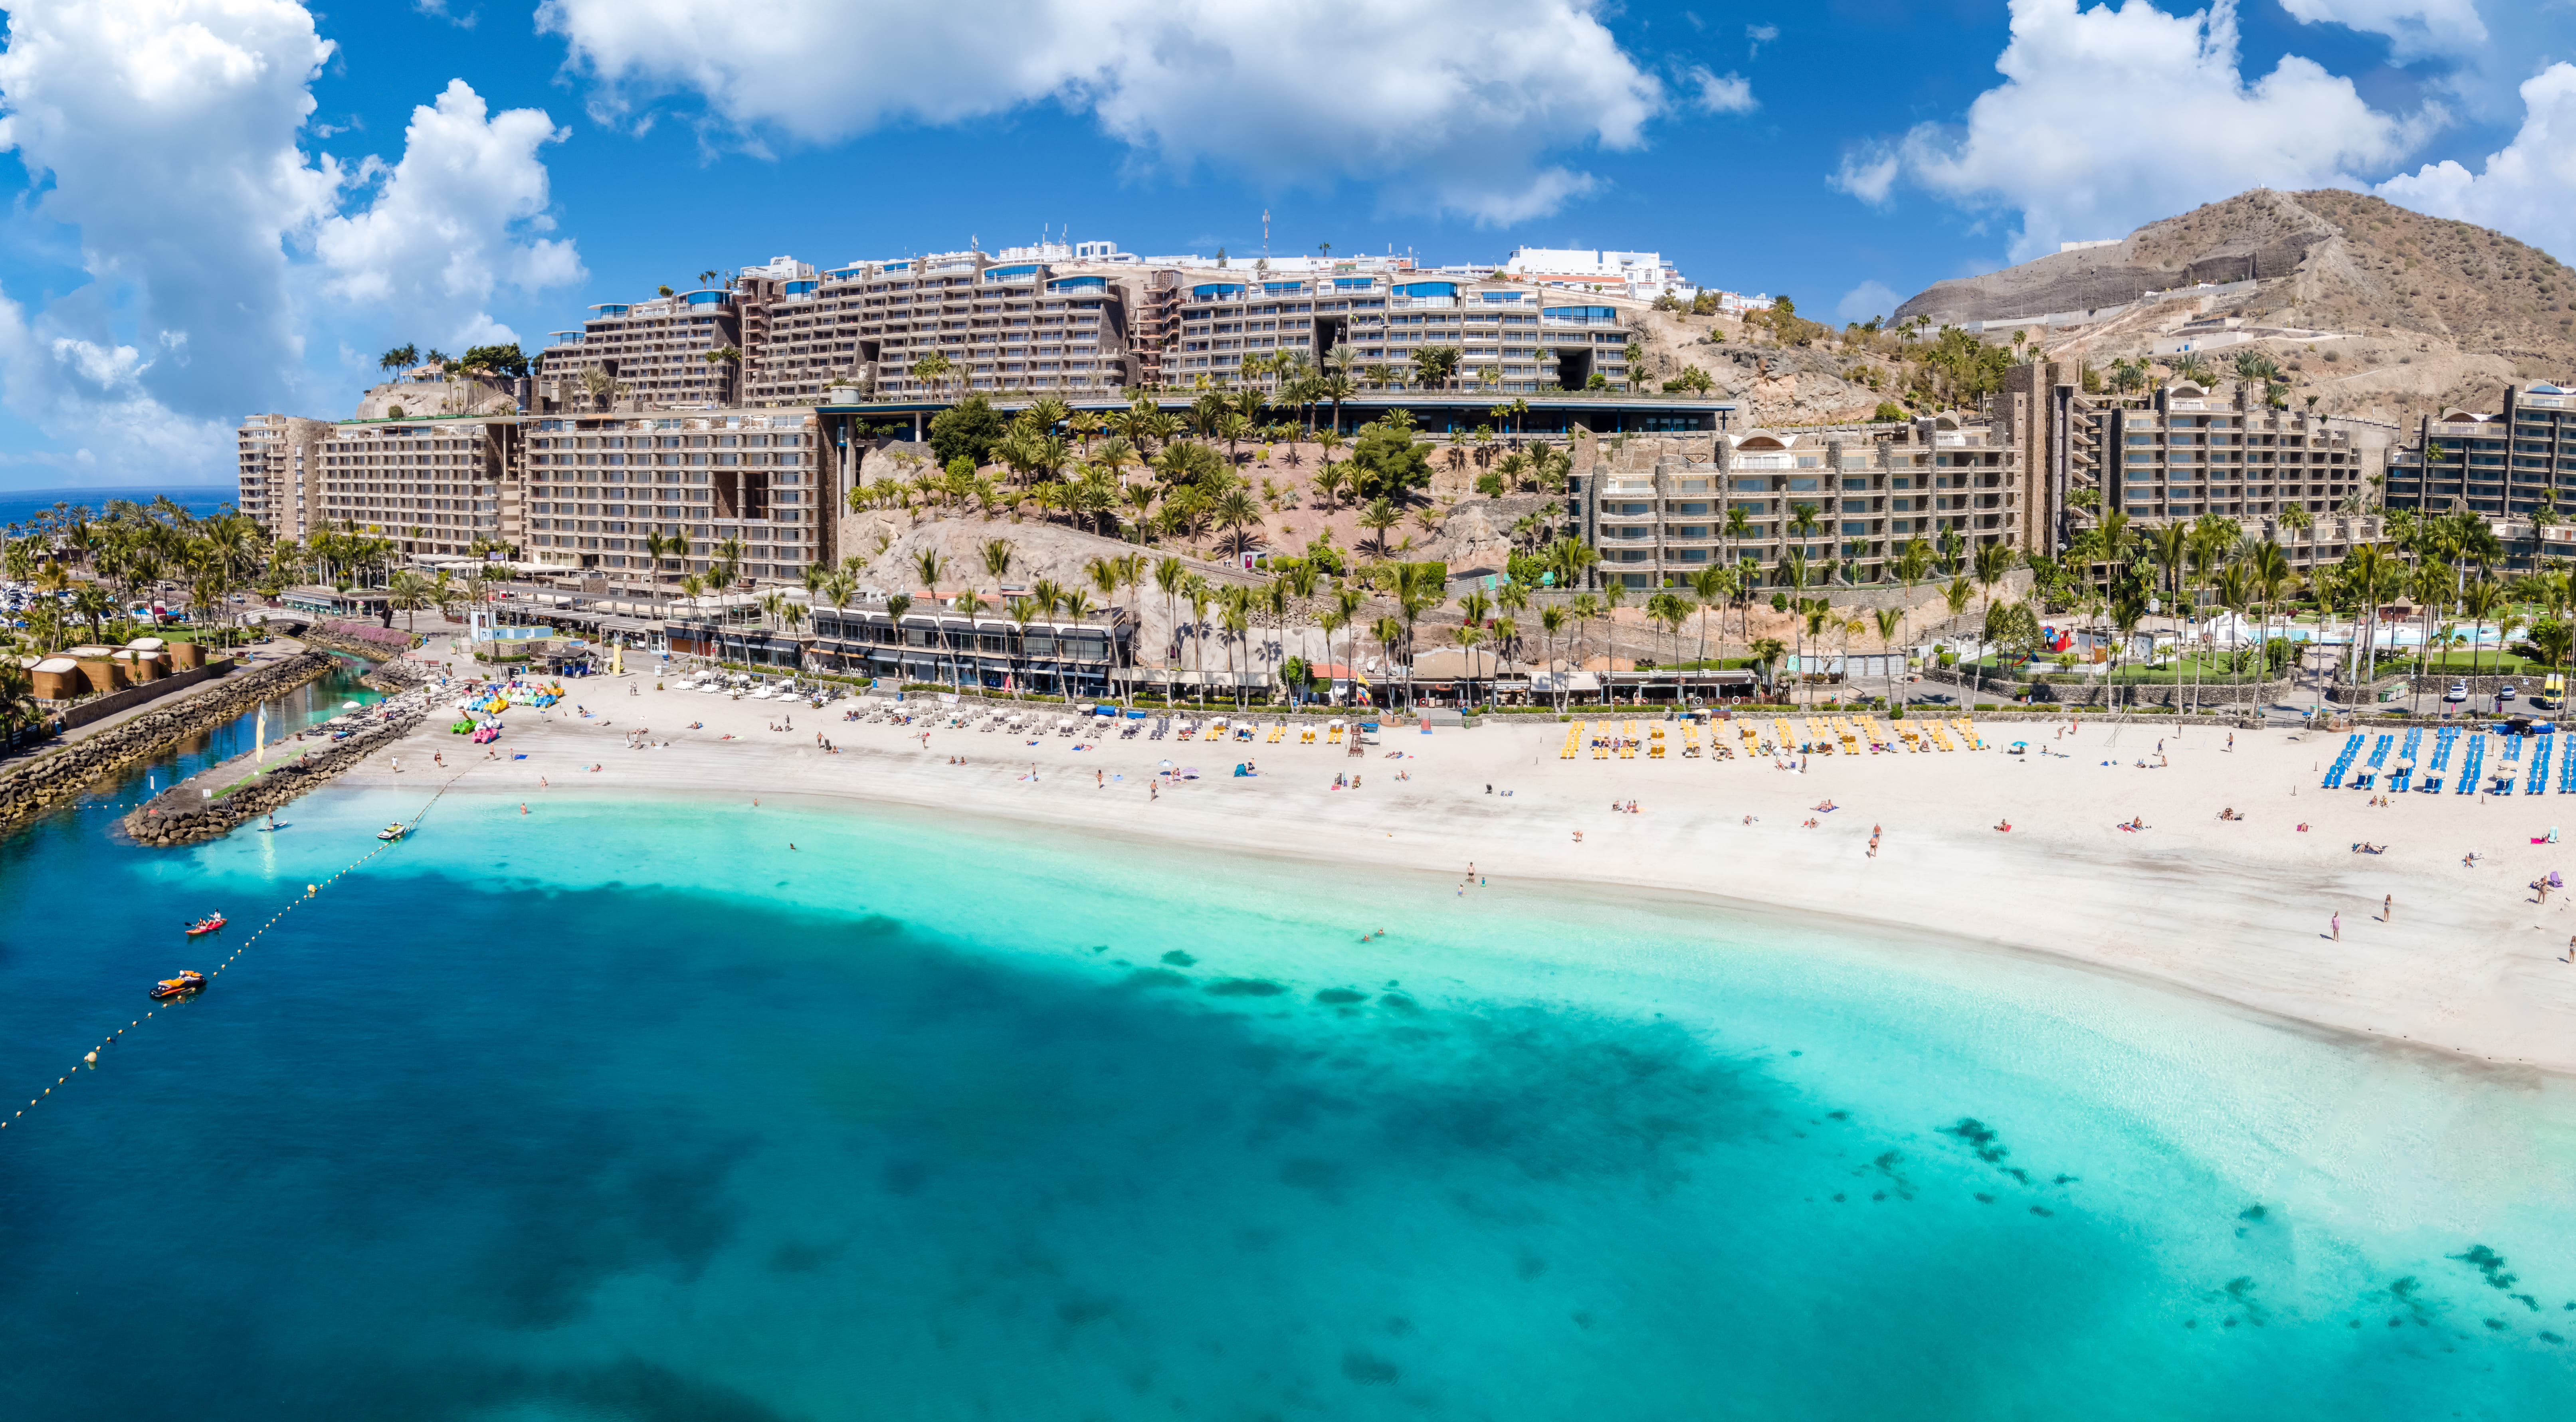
[[1813, 800, 1837, 812], [2218, 808, 2240, 821], [1994, 819, 2013, 832]]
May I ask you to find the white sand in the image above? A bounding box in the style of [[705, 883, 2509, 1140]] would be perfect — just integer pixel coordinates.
[[351, 662, 2576, 1076]]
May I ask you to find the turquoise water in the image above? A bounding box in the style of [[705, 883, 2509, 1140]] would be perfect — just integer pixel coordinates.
[[3, 737, 2574, 1416]]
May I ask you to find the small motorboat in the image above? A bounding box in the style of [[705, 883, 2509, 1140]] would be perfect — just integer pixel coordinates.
[[377, 823, 407, 842], [184, 914, 226, 937], [150, 970, 205, 1000]]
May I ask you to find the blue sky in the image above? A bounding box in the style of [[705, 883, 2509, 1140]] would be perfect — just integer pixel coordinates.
[[2, 0, 2572, 491]]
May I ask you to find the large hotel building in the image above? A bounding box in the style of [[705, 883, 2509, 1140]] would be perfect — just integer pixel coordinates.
[[232, 239, 1715, 583]]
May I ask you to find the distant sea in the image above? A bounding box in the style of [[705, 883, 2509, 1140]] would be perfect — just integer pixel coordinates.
[[0, 485, 234, 529]]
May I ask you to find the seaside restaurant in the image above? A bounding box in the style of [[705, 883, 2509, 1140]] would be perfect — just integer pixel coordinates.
[[806, 602, 1133, 696], [1410, 651, 1758, 707]]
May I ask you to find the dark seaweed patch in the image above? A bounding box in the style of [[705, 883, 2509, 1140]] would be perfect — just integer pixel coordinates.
[[2542, 1331, 2567, 1344], [1378, 993, 1421, 1013], [2029, 1205, 2054, 1217], [2510, 1293, 2540, 1312], [1161, 950, 1197, 967], [2206, 1276, 2268, 1327], [1278, 1157, 1348, 1201], [1974, 1193, 1995, 1204], [1825, 1110, 1849, 1121], [2239, 1204, 2268, 1222], [1206, 977, 1289, 997], [1341, 1350, 1400, 1385], [1057, 1294, 1119, 1326], [1938, 1117, 2010, 1164], [1313, 988, 1368, 1005], [1121, 968, 1191, 990], [2450, 1245, 2517, 1291]]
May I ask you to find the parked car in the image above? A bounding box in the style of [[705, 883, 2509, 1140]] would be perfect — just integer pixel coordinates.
[[2444, 681, 2470, 704]]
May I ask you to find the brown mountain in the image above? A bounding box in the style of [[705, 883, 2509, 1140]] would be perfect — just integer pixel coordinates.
[[1894, 189, 2576, 421]]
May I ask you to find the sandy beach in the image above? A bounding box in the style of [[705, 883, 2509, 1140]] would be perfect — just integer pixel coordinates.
[[346, 658, 2576, 1077]]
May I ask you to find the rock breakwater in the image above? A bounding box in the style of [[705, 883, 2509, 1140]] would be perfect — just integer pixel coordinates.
[[0, 652, 332, 837]]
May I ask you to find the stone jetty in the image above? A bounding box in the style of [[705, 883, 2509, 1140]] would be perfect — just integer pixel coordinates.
[[0, 651, 334, 836]]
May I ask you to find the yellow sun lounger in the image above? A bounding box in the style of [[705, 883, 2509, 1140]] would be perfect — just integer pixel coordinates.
[[1804, 717, 1836, 754], [1928, 721, 1957, 751], [1561, 722, 1582, 759], [1683, 721, 1703, 757], [1648, 726, 1667, 759], [1300, 725, 1317, 744], [1900, 725, 1924, 752], [1952, 716, 1982, 750], [1740, 723, 1763, 758], [1266, 722, 1285, 743], [1328, 723, 1344, 744], [1831, 716, 1860, 755], [1772, 718, 1799, 754], [1619, 720, 1639, 759]]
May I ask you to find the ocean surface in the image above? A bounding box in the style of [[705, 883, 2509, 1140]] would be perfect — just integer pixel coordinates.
[[3, 686, 2574, 1417], [0, 485, 234, 530]]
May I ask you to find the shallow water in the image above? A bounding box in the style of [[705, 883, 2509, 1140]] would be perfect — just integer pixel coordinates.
[[2, 762, 2573, 1418]]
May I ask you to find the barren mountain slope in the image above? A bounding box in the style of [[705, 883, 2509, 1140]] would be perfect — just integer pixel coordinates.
[[1894, 189, 2576, 422]]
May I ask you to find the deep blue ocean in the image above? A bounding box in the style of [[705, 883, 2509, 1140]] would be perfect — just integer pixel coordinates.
[[3, 672, 2574, 1418], [0, 486, 234, 530]]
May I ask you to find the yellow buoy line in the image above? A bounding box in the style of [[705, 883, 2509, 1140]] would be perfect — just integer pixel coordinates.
[[4, 767, 474, 1141]]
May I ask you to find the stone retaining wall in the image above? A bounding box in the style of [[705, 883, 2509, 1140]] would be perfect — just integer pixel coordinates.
[[0, 652, 335, 835]]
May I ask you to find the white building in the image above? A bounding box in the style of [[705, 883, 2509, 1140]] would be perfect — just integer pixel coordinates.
[[1500, 247, 1688, 298]]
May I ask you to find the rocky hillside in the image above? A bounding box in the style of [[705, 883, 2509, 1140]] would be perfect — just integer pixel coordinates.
[[1896, 188, 2576, 423]]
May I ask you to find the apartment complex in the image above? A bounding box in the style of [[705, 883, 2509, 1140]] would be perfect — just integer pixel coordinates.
[[2386, 382, 2576, 570], [528, 234, 1695, 413], [846, 251, 1142, 400], [538, 288, 746, 412], [1572, 417, 2022, 590], [1170, 275, 1633, 391], [234, 413, 335, 542], [521, 411, 824, 582], [236, 404, 826, 583], [299, 419, 516, 558], [2092, 380, 2375, 566]]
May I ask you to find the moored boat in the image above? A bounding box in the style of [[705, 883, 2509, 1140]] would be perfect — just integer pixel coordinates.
[[150, 970, 205, 1000]]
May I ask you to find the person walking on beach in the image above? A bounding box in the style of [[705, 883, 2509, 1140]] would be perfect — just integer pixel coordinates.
[[2383, 893, 2392, 922], [2331, 911, 2340, 941]]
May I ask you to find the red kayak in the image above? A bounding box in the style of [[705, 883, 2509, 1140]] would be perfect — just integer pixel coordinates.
[[184, 914, 226, 937]]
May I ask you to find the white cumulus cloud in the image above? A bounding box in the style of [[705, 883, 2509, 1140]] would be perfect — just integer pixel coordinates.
[[314, 79, 584, 348], [1836, 280, 1901, 323], [1684, 65, 1757, 115], [537, 0, 1663, 225], [0, 1, 583, 484], [1832, 0, 2421, 262], [2378, 61, 2576, 262], [2277, 0, 2486, 62]]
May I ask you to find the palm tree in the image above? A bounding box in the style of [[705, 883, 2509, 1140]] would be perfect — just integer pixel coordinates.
[[1970, 541, 2020, 700], [1153, 555, 1189, 703], [1358, 497, 1402, 556], [2464, 576, 2507, 679], [980, 538, 1015, 601], [1539, 604, 1570, 710], [1873, 605, 1907, 709]]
